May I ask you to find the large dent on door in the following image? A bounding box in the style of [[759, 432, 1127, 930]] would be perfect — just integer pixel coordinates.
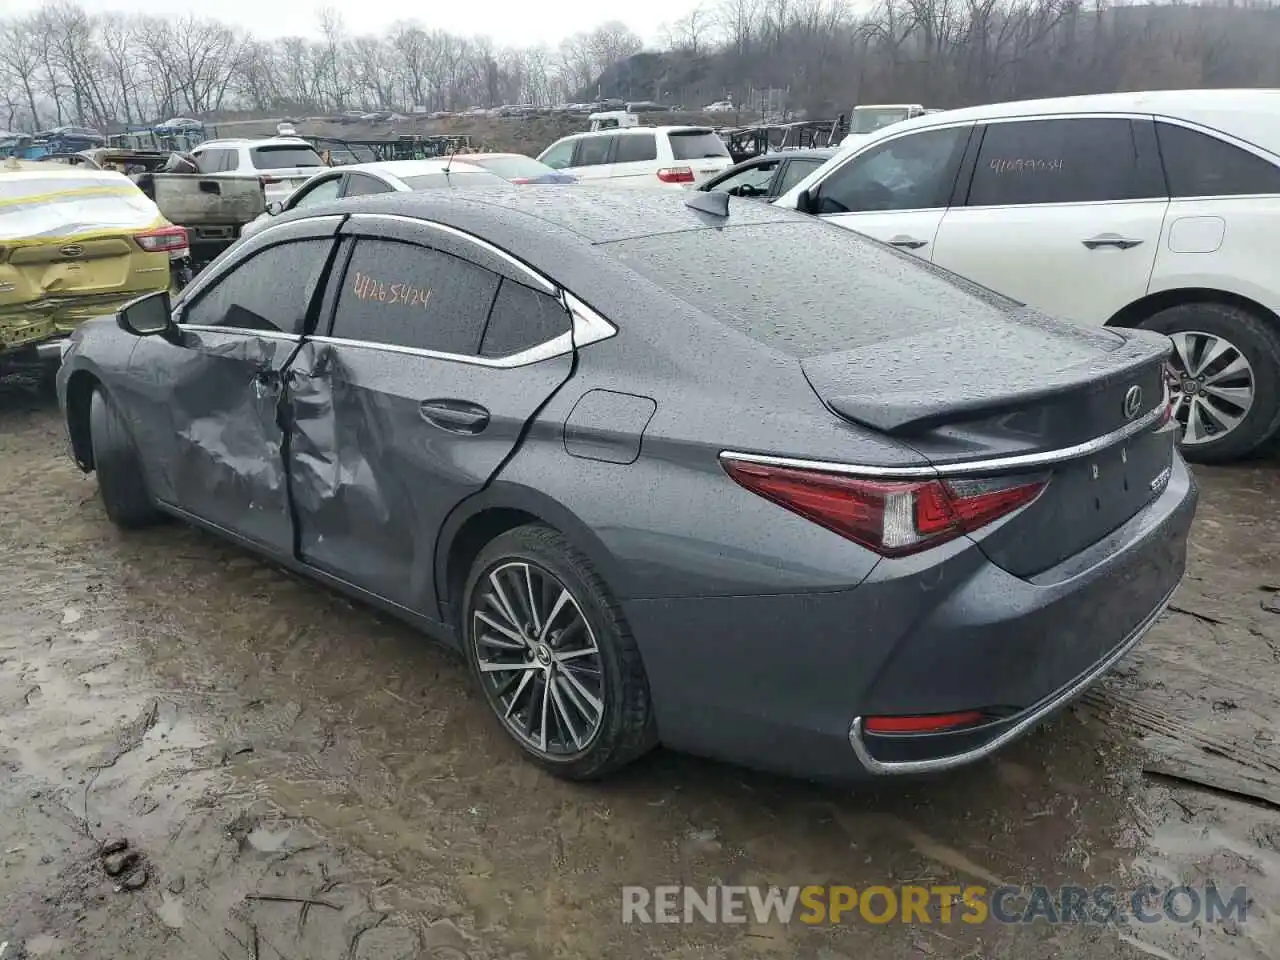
[[286, 341, 390, 521], [170, 332, 289, 507]]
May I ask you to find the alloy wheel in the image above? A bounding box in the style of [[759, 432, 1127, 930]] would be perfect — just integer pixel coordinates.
[[1165, 330, 1256, 446], [470, 560, 605, 758]]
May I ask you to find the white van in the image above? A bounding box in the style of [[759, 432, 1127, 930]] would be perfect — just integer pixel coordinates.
[[537, 126, 734, 189], [776, 89, 1280, 463]]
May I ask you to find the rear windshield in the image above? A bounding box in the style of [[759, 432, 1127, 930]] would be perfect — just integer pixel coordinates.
[[249, 145, 325, 170], [603, 222, 1022, 357], [668, 130, 731, 161], [466, 156, 552, 180], [398, 170, 509, 189]]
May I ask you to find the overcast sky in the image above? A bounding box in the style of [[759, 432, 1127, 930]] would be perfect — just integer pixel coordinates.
[[7, 0, 688, 49]]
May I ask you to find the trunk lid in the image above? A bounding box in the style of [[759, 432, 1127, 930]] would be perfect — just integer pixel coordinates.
[[801, 323, 1174, 578]]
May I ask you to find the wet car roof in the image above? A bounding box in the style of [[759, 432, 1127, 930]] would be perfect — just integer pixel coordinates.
[[294, 183, 806, 246]]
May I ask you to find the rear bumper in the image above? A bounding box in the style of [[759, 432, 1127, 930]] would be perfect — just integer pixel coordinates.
[[847, 583, 1173, 774], [1, 290, 159, 355], [623, 455, 1197, 781]]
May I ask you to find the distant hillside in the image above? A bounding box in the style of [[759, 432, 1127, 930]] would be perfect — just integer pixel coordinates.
[[587, 1, 1280, 119]]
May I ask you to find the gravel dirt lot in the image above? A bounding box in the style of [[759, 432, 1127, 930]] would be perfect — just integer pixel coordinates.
[[1, 373, 1278, 960]]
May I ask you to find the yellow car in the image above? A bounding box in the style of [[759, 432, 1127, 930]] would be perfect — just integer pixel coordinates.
[[0, 157, 188, 366]]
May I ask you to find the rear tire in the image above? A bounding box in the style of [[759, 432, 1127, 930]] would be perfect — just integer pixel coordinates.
[[88, 387, 162, 529], [462, 524, 656, 780], [1138, 302, 1280, 464]]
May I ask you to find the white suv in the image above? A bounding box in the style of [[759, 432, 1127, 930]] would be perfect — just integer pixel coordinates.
[[537, 126, 733, 189], [190, 137, 328, 205], [777, 89, 1280, 463]]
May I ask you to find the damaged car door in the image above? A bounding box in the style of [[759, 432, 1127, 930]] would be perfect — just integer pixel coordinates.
[[127, 216, 342, 551], [284, 216, 575, 619]]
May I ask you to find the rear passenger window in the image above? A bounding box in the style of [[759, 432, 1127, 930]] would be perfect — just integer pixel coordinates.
[[1156, 122, 1280, 197], [332, 239, 499, 354], [614, 134, 657, 163], [575, 136, 613, 167], [967, 118, 1161, 206], [480, 280, 570, 357]]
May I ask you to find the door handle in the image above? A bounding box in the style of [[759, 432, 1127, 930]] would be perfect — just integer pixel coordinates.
[[419, 399, 490, 434], [1082, 235, 1143, 250], [888, 236, 928, 250]]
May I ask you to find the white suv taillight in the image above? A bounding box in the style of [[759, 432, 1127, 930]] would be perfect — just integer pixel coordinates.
[[656, 166, 695, 184], [134, 225, 189, 255]]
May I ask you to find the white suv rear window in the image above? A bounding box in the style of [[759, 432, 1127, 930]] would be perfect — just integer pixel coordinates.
[[250, 145, 325, 170], [668, 131, 730, 161]]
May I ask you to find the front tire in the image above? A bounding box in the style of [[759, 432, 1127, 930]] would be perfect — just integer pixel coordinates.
[[88, 387, 163, 529], [462, 524, 656, 780], [1139, 303, 1280, 463]]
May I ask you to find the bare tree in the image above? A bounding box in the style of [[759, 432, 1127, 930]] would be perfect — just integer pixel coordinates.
[[5, 0, 1280, 137], [673, 4, 717, 54], [0, 17, 44, 128]]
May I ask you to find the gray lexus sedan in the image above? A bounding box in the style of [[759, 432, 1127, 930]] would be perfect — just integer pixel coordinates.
[[56, 186, 1197, 782]]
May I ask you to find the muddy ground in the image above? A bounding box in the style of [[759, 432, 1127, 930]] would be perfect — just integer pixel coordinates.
[[1, 374, 1277, 960]]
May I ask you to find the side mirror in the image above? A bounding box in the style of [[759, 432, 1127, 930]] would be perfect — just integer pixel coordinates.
[[116, 290, 174, 339], [796, 188, 814, 214], [265, 200, 284, 216]]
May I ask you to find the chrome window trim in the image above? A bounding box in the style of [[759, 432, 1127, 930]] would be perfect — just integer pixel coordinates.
[[309, 292, 617, 367], [181, 324, 301, 343], [946, 197, 1170, 213], [175, 210, 620, 366], [344, 212, 556, 294], [719, 402, 1166, 480], [563, 290, 617, 348], [309, 331, 575, 369]]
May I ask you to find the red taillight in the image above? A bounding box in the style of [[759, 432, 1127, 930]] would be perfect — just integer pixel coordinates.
[[721, 459, 1048, 558], [134, 225, 189, 254], [656, 166, 694, 184], [509, 177, 531, 184], [864, 711, 986, 734]]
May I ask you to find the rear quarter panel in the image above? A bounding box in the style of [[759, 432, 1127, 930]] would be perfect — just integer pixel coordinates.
[[467, 272, 929, 602], [1148, 196, 1280, 315]]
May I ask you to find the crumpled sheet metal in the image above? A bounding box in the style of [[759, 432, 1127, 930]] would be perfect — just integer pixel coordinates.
[[0, 169, 164, 245], [170, 334, 288, 508], [286, 341, 391, 525]]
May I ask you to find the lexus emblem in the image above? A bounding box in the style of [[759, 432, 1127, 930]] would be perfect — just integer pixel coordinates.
[[1122, 385, 1144, 420], [59, 244, 84, 258]]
